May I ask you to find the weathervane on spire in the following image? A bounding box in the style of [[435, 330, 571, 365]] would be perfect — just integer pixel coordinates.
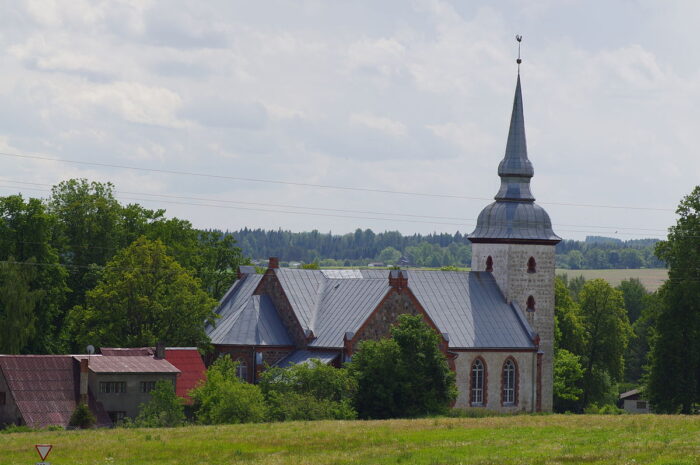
[[516, 35, 523, 74]]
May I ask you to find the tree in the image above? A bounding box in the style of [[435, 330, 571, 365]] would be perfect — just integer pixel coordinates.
[[648, 186, 700, 413], [377, 247, 401, 265], [0, 259, 41, 353], [348, 315, 456, 419], [578, 279, 631, 407], [134, 380, 185, 427], [617, 278, 648, 323], [554, 277, 586, 355], [553, 349, 584, 412], [0, 195, 68, 353], [64, 237, 218, 350], [258, 359, 357, 421], [624, 292, 660, 384], [190, 355, 267, 424]]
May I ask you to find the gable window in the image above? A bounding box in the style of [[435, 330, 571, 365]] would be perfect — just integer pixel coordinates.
[[236, 359, 248, 382], [140, 381, 157, 393], [502, 358, 518, 406], [527, 257, 536, 273], [470, 358, 486, 406], [485, 256, 493, 272], [526, 296, 536, 312], [100, 381, 126, 394]]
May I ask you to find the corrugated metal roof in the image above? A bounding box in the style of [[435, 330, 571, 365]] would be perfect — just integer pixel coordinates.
[[165, 349, 206, 402], [0, 355, 78, 428], [275, 350, 340, 368], [209, 269, 535, 350], [78, 356, 180, 374], [100, 347, 154, 356], [274, 268, 324, 330]]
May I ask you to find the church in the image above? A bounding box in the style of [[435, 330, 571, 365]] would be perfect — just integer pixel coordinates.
[[207, 68, 560, 412]]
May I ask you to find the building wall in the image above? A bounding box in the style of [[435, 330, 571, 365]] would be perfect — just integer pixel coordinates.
[[254, 271, 308, 346], [622, 398, 651, 414], [89, 373, 178, 419], [471, 243, 556, 411], [0, 369, 21, 426], [214, 346, 293, 383], [453, 350, 536, 413]]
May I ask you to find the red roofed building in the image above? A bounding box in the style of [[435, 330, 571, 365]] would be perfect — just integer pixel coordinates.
[[164, 348, 206, 403]]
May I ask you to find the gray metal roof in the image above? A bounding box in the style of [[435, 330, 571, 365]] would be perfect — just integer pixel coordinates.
[[208, 274, 293, 346], [469, 74, 560, 244], [208, 269, 535, 350], [275, 350, 340, 368]]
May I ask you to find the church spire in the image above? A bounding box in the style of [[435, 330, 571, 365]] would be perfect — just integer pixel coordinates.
[[495, 37, 534, 201]]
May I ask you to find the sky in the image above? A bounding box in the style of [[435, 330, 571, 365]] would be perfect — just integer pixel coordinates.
[[1, 0, 699, 241]]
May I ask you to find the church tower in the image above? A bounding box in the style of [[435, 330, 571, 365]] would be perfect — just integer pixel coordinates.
[[468, 53, 561, 411]]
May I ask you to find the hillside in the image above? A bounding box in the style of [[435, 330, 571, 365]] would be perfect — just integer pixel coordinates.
[[3, 415, 698, 464]]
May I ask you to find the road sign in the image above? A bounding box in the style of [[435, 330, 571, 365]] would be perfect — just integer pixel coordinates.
[[35, 444, 52, 461]]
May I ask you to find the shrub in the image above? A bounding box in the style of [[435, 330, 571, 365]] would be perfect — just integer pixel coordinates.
[[134, 380, 186, 427], [348, 315, 456, 419], [190, 355, 267, 424], [68, 403, 95, 429], [259, 359, 357, 421]]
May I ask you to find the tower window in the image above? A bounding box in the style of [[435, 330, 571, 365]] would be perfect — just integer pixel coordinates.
[[485, 256, 493, 272], [527, 257, 536, 273], [470, 358, 487, 406], [526, 296, 536, 312]]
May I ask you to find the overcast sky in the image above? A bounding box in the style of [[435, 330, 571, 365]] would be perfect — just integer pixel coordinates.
[[1, 0, 699, 240]]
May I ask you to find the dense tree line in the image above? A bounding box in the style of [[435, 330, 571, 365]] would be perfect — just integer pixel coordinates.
[[0, 179, 246, 355], [232, 228, 664, 269]]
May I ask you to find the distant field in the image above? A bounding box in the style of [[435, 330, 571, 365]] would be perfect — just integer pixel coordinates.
[[557, 268, 668, 291], [2, 415, 698, 465]]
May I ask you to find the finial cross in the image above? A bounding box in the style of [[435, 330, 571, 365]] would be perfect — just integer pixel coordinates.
[[516, 35, 522, 73]]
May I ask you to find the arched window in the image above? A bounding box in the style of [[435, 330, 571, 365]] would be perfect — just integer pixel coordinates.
[[526, 295, 536, 312], [527, 256, 536, 273], [502, 358, 518, 406], [485, 256, 493, 272], [470, 358, 487, 406], [236, 358, 248, 382]]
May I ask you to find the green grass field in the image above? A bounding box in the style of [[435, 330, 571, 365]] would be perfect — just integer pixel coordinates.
[[2, 415, 698, 465], [556, 268, 668, 292]]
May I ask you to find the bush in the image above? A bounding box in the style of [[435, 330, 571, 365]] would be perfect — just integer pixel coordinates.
[[0, 424, 34, 433], [134, 380, 186, 427], [348, 315, 456, 419], [583, 403, 626, 415], [190, 355, 267, 424], [68, 403, 95, 429], [259, 359, 357, 421]]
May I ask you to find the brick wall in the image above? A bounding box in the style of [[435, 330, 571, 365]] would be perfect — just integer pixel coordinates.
[[254, 270, 307, 347]]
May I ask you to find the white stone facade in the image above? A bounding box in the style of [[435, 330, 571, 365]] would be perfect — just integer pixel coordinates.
[[470, 242, 556, 411]]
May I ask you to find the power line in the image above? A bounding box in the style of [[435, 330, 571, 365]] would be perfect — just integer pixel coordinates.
[[0, 183, 670, 238], [0, 150, 676, 212]]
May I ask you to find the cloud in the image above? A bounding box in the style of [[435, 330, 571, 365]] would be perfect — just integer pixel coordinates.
[[350, 113, 407, 137], [181, 98, 268, 129]]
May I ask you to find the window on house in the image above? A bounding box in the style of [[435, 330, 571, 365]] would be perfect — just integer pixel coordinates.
[[108, 411, 126, 423], [99, 381, 126, 394], [0, 391, 5, 405], [526, 296, 536, 312], [140, 381, 157, 393], [470, 359, 485, 406], [636, 401, 647, 409], [236, 359, 248, 381], [485, 256, 493, 272], [502, 359, 516, 405], [527, 257, 536, 273]]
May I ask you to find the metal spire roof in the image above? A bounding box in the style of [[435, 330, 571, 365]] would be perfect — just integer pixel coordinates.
[[468, 65, 560, 244]]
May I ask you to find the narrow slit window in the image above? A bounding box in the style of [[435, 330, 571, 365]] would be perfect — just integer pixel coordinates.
[[502, 359, 517, 405], [471, 359, 485, 406], [485, 256, 493, 272], [526, 296, 536, 312], [527, 257, 536, 273]]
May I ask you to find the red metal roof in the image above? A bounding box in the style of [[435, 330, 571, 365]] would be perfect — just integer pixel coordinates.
[[76, 355, 180, 374], [165, 349, 206, 402], [0, 355, 77, 429]]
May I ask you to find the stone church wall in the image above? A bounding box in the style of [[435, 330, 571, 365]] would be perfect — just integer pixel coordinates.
[[453, 350, 536, 413]]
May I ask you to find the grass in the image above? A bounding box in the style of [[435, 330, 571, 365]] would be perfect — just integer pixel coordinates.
[[2, 415, 699, 465], [557, 268, 668, 292]]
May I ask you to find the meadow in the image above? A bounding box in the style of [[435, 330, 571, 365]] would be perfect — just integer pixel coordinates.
[[556, 268, 668, 292], [2, 415, 698, 465]]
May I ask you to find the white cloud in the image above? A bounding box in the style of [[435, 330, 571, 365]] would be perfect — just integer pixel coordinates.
[[350, 113, 407, 137]]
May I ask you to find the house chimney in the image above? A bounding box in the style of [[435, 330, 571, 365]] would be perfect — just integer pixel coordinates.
[[79, 358, 89, 404], [268, 257, 279, 269], [155, 341, 165, 359], [388, 270, 408, 290]]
